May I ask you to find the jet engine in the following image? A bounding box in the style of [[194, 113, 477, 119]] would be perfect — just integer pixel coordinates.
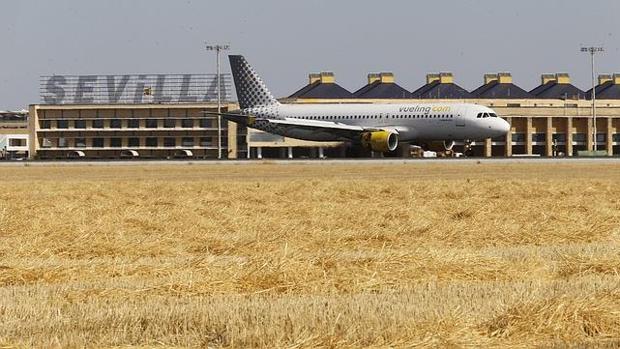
[[360, 131, 399, 153]]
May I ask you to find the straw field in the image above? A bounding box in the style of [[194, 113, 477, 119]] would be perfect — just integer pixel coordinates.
[[0, 161, 619, 348]]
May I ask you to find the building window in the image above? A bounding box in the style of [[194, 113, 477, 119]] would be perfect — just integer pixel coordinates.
[[237, 135, 246, 147], [596, 133, 606, 143], [57, 120, 69, 129], [41, 138, 52, 148], [74, 120, 86, 129], [532, 133, 546, 142], [110, 138, 122, 147], [163, 137, 176, 147], [552, 133, 566, 142], [128, 138, 140, 147], [182, 119, 194, 128], [199, 118, 212, 128], [199, 137, 212, 146], [9, 138, 26, 147], [92, 138, 104, 148], [110, 119, 122, 128], [92, 119, 104, 128], [145, 137, 158, 147], [613, 134, 620, 142], [182, 137, 194, 147], [40, 120, 51, 129], [58, 138, 67, 148], [75, 138, 87, 148], [512, 133, 525, 142], [127, 119, 139, 128], [163, 119, 176, 128], [573, 133, 586, 142], [146, 119, 158, 128]]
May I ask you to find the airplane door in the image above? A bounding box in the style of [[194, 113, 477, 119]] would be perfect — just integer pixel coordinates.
[[380, 113, 388, 125], [455, 110, 466, 127]]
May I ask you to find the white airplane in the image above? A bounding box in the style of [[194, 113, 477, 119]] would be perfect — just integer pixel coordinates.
[[222, 55, 510, 153]]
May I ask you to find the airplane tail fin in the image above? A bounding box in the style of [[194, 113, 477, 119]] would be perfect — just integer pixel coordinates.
[[229, 55, 279, 110]]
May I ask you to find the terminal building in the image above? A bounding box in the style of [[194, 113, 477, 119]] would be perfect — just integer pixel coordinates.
[[26, 70, 620, 159], [29, 74, 247, 160]]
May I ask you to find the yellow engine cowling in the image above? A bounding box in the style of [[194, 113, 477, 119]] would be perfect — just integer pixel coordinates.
[[360, 131, 399, 153]]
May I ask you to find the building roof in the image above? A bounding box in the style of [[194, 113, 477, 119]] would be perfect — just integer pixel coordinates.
[[586, 82, 620, 99], [411, 81, 473, 99], [585, 75, 620, 99], [471, 73, 533, 99], [289, 72, 353, 99], [289, 81, 353, 98], [353, 81, 412, 98], [530, 82, 586, 99], [471, 81, 534, 99], [0, 110, 28, 121], [529, 74, 585, 99]]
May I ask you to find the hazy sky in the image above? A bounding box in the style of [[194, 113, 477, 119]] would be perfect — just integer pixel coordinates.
[[2, 0, 619, 109]]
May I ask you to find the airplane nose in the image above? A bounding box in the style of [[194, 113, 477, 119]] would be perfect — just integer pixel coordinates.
[[500, 119, 510, 133]]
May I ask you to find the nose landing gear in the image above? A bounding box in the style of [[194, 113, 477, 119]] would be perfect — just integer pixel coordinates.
[[463, 139, 473, 157]]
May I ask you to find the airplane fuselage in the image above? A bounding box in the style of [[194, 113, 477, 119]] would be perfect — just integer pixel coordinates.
[[243, 102, 510, 142]]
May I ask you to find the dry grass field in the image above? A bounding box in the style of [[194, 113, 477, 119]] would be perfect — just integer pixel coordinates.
[[1, 161, 620, 348]]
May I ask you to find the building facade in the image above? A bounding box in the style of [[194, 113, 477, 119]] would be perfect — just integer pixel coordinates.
[[28, 103, 246, 159], [0, 111, 29, 159]]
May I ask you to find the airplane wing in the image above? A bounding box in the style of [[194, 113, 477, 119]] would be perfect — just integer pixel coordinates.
[[265, 118, 391, 141], [205, 111, 404, 142]]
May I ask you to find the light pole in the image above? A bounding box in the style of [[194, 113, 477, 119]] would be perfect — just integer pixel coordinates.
[[206, 43, 230, 159], [580, 46, 604, 152]]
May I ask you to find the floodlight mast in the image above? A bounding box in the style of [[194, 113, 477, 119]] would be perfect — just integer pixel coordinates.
[[206, 43, 230, 159], [580, 46, 604, 152]]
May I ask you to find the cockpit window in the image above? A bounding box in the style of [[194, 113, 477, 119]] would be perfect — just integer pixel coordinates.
[[490, 113, 498, 118], [477, 113, 482, 118]]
